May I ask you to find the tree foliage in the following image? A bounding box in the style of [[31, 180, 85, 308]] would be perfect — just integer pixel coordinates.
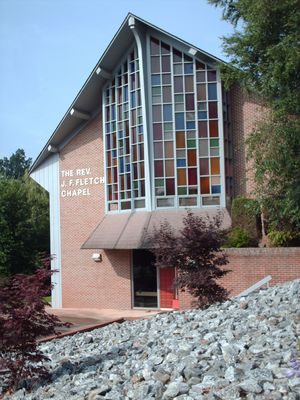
[[0, 261, 65, 394], [0, 150, 50, 276], [149, 212, 230, 308], [209, 0, 300, 236], [0, 148, 32, 179]]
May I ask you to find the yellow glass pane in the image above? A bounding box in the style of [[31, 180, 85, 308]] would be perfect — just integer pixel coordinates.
[[210, 158, 220, 175], [176, 132, 185, 148], [177, 169, 186, 185]]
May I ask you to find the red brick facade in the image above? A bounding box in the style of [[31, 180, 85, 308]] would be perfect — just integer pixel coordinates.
[[58, 93, 299, 311]]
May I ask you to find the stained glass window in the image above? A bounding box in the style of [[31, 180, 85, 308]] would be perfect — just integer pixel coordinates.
[[104, 47, 146, 211], [150, 37, 222, 207]]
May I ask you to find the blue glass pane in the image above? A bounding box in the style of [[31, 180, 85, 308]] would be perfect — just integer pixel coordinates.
[[118, 131, 123, 138], [186, 121, 196, 130], [208, 83, 217, 100], [126, 164, 130, 172], [184, 63, 194, 74], [212, 185, 221, 194], [123, 86, 128, 102], [138, 125, 143, 133], [198, 111, 207, 120], [175, 113, 185, 130], [105, 123, 110, 133], [112, 150, 117, 158], [111, 105, 116, 120], [119, 159, 124, 173], [131, 92, 136, 108], [177, 159, 186, 167], [163, 105, 173, 121], [106, 136, 111, 149], [130, 62, 135, 73], [151, 75, 161, 86]]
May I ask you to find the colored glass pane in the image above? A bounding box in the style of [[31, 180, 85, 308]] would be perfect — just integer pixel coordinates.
[[202, 196, 220, 206], [184, 63, 194, 74], [177, 159, 186, 167], [211, 158, 220, 174], [174, 64, 183, 74], [176, 132, 185, 148], [173, 48, 182, 62], [200, 158, 209, 175], [166, 179, 175, 195], [208, 83, 217, 100], [177, 169, 186, 185], [196, 71, 206, 82], [212, 185, 221, 194], [209, 102, 218, 118], [175, 113, 185, 130], [150, 37, 160, 55], [155, 187, 164, 196], [175, 94, 184, 103], [197, 84, 206, 101], [175, 103, 184, 111], [155, 179, 164, 187], [186, 121, 195, 130], [196, 60, 205, 70], [174, 76, 183, 93], [198, 121, 208, 137], [185, 94, 195, 110], [155, 160, 164, 177], [199, 139, 208, 157], [189, 187, 198, 195], [157, 198, 174, 207], [207, 70, 217, 81], [163, 86, 172, 102], [151, 57, 160, 73], [210, 148, 219, 156], [164, 131, 173, 140], [161, 41, 170, 54], [154, 142, 163, 158], [179, 197, 197, 206], [210, 139, 219, 147], [187, 139, 196, 148], [209, 120, 219, 137], [162, 74, 171, 84], [140, 162, 145, 179], [198, 111, 207, 120], [185, 76, 194, 92], [163, 104, 173, 121], [152, 105, 162, 122], [188, 150, 197, 166], [188, 169, 197, 185], [151, 75, 161, 86], [165, 160, 174, 177], [176, 149, 185, 158], [165, 141, 174, 158], [211, 176, 220, 185], [133, 145, 137, 161], [153, 124, 162, 140], [201, 177, 210, 194], [162, 56, 171, 72], [178, 187, 187, 195]]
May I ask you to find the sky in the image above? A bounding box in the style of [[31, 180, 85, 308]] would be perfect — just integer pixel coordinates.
[[0, 0, 233, 162]]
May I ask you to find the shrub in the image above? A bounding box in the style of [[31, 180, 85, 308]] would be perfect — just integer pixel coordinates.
[[224, 227, 257, 248], [148, 211, 231, 309], [0, 263, 65, 394], [268, 230, 300, 247]]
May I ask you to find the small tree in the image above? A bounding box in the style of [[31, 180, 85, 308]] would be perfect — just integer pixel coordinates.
[[149, 211, 230, 308], [0, 260, 65, 394]]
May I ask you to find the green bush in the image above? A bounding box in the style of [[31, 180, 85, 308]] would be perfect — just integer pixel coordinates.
[[268, 230, 299, 247], [224, 227, 258, 248]]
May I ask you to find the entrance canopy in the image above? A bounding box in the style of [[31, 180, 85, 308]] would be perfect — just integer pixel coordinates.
[[81, 208, 231, 250]]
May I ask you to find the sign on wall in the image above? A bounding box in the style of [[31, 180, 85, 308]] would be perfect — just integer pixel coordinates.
[[60, 168, 105, 197]]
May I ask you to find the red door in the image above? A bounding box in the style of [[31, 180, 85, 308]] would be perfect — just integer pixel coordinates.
[[159, 267, 175, 308]]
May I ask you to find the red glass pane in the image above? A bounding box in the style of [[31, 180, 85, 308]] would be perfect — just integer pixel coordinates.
[[188, 169, 197, 185], [153, 123, 163, 140], [188, 150, 196, 166], [209, 102, 218, 118], [155, 160, 164, 177], [185, 94, 195, 111], [139, 144, 144, 160], [150, 37, 160, 55], [133, 163, 138, 179], [154, 142, 163, 158], [127, 174, 131, 189], [209, 120, 219, 137], [166, 179, 175, 195], [198, 121, 208, 137], [196, 60, 205, 70], [200, 158, 209, 175], [140, 162, 145, 179], [162, 56, 171, 72], [200, 177, 210, 194], [165, 141, 174, 158], [120, 175, 124, 190], [133, 145, 137, 161], [176, 132, 185, 148], [185, 76, 194, 92], [165, 160, 174, 177], [141, 180, 145, 196]]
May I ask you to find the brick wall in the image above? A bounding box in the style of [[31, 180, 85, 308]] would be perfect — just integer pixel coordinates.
[[178, 247, 300, 309], [59, 113, 132, 309], [229, 85, 269, 197]]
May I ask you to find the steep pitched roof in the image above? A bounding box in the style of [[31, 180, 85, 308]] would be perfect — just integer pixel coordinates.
[[30, 13, 227, 173]]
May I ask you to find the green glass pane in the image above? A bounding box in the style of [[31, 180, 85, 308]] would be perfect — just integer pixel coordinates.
[[175, 94, 184, 103], [164, 122, 173, 131], [121, 192, 125, 199], [178, 187, 187, 195], [119, 140, 123, 147], [155, 179, 164, 187], [210, 139, 219, 147], [134, 181, 138, 189], [187, 139, 196, 148], [152, 87, 162, 95]]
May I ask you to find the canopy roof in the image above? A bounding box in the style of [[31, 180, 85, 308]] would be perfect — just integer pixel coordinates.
[[81, 209, 231, 249]]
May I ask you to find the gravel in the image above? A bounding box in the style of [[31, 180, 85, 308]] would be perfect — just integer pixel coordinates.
[[5, 279, 300, 399]]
